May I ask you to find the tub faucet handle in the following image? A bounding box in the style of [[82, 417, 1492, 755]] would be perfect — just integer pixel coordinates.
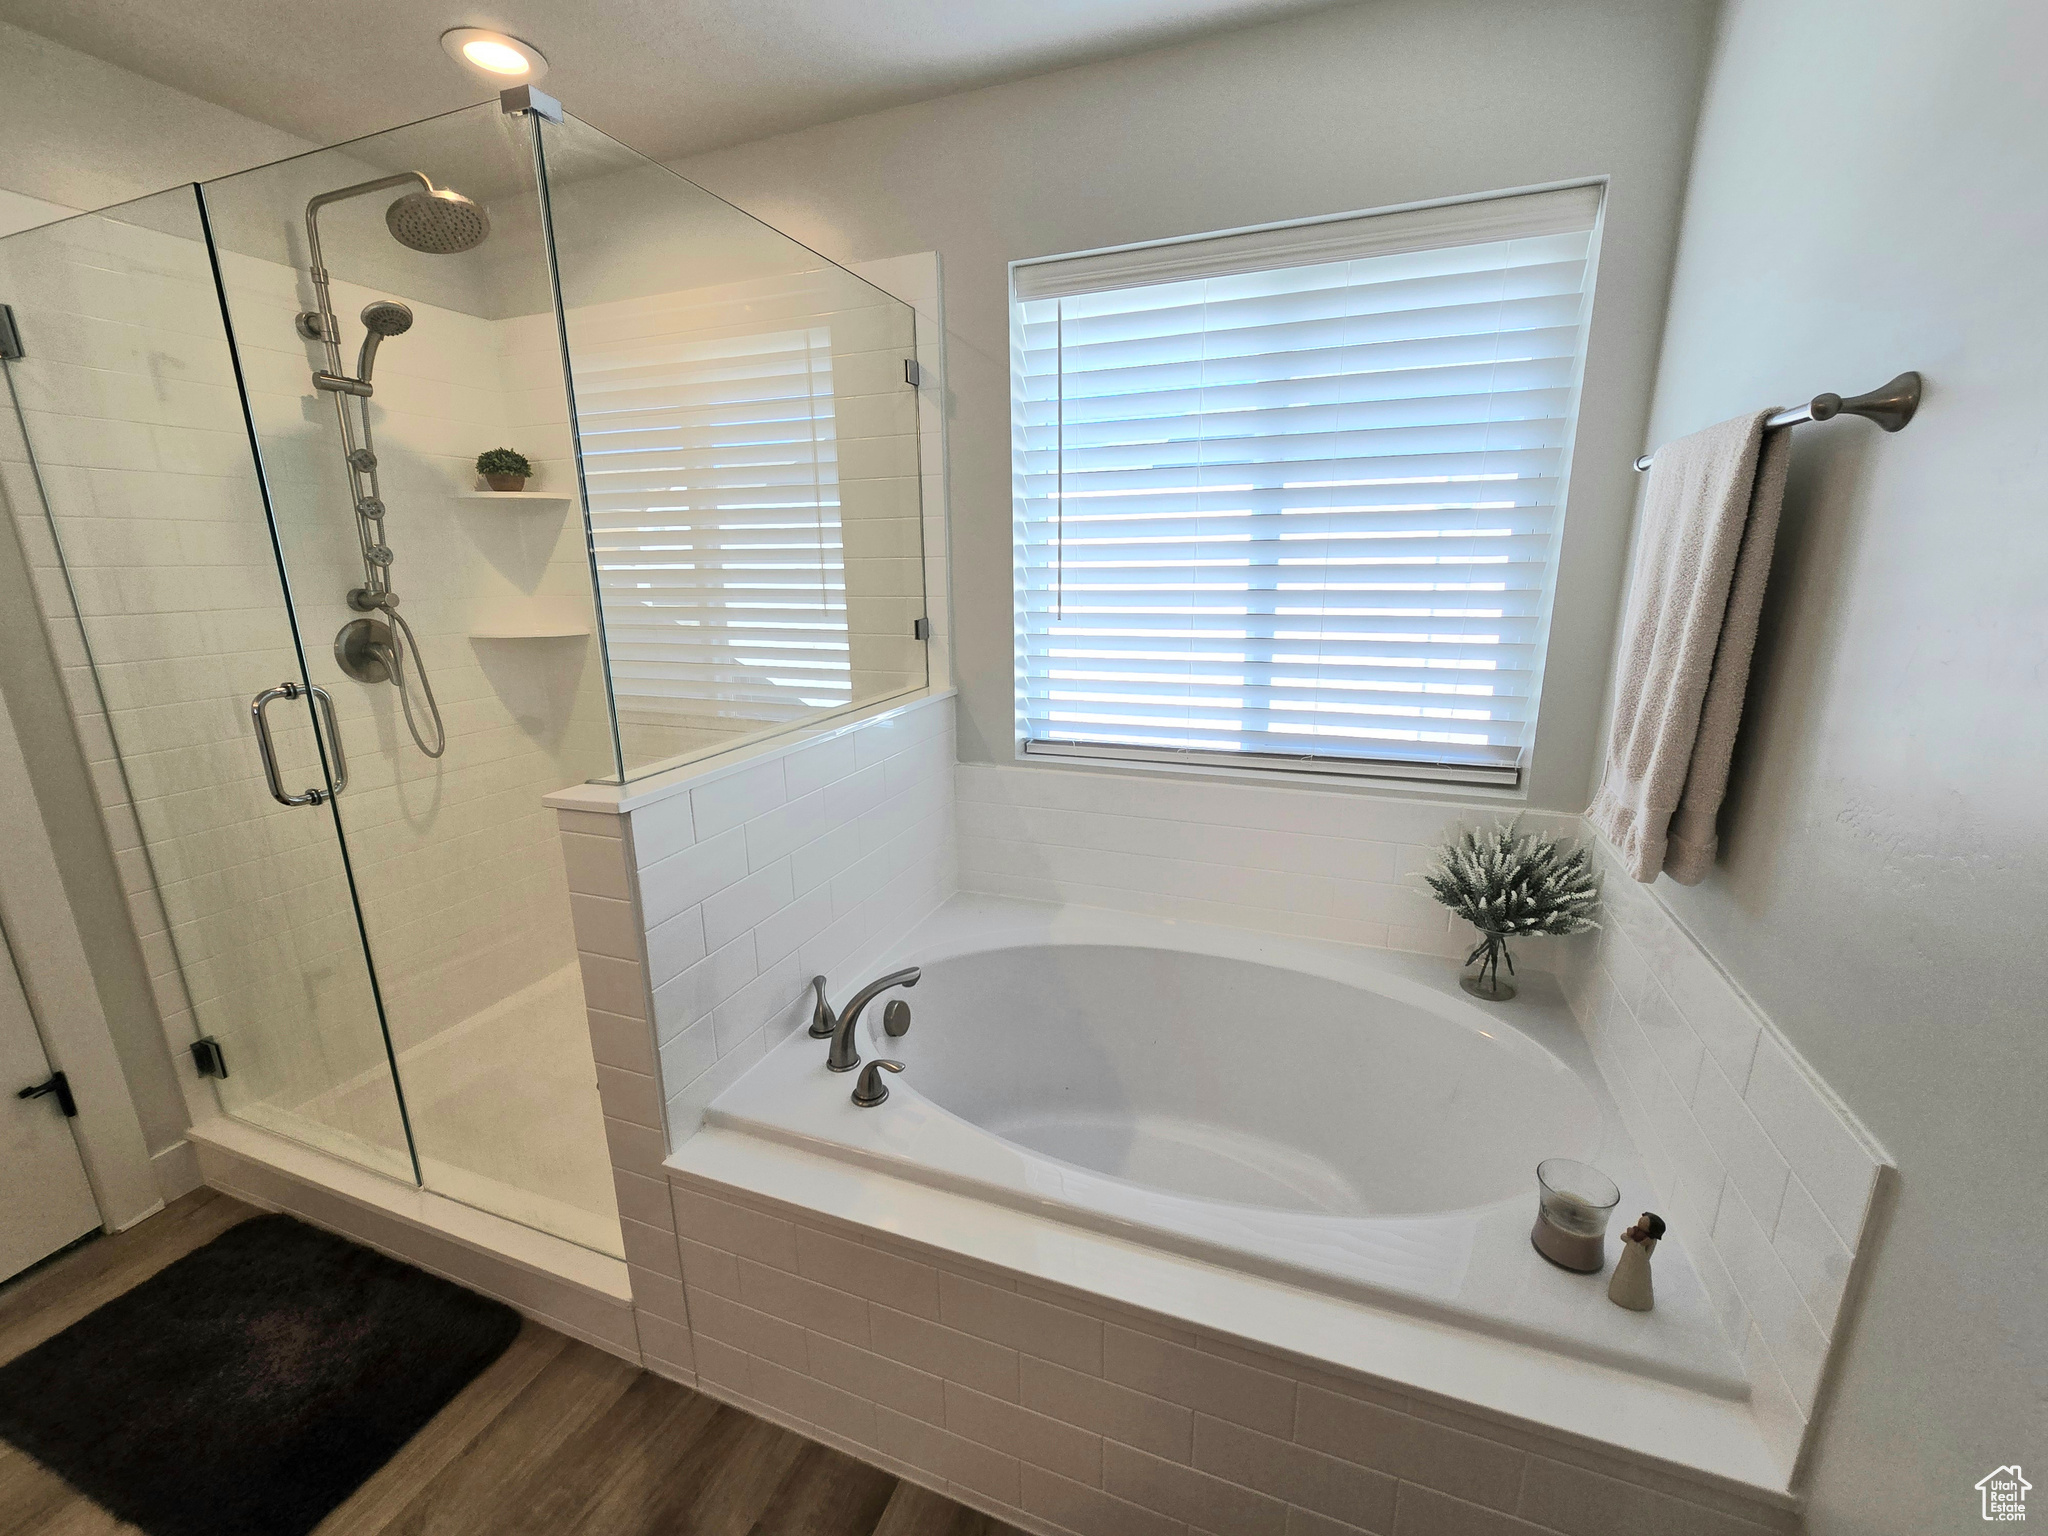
[[808, 975, 833, 1038], [852, 1059, 904, 1108]]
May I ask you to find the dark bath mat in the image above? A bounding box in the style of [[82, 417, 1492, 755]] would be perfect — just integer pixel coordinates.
[[0, 1212, 520, 1536]]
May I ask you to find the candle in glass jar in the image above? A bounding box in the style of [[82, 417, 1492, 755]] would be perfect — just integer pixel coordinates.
[[1532, 1158, 1620, 1272]]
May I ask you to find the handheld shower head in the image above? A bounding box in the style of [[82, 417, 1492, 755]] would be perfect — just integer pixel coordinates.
[[385, 188, 490, 254], [356, 300, 414, 383]]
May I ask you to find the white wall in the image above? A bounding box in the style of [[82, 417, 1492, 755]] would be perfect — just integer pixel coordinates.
[[670, 0, 1715, 812], [1619, 2, 2046, 1531]]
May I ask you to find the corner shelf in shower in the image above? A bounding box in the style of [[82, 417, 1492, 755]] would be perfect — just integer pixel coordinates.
[[455, 491, 577, 507]]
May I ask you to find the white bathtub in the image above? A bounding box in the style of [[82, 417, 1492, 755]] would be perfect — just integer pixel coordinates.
[[704, 896, 1746, 1393]]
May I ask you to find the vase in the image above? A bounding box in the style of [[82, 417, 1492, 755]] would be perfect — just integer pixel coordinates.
[[484, 472, 528, 491], [1459, 928, 1517, 1001]]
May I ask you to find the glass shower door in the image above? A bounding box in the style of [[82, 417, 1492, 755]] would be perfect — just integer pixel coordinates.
[[198, 105, 625, 1256], [0, 188, 416, 1181]]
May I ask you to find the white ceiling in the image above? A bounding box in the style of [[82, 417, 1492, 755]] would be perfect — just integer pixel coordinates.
[[0, 0, 1350, 163]]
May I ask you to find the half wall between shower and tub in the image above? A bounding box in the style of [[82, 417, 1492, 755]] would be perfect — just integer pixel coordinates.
[[0, 94, 931, 1259]]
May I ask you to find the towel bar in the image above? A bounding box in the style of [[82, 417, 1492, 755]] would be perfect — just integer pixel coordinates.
[[1632, 371, 1921, 471]]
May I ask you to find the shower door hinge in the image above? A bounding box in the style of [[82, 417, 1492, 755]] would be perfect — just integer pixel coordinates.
[[500, 84, 563, 123], [190, 1037, 229, 1080], [17, 1071, 76, 1118], [0, 304, 23, 361], [912, 617, 931, 640], [903, 358, 922, 388]]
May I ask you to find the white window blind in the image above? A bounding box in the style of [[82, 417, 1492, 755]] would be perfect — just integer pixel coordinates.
[[578, 311, 849, 730], [1010, 185, 1602, 785]]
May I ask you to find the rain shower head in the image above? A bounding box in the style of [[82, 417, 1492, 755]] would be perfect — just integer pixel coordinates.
[[384, 188, 491, 254], [356, 300, 414, 383]]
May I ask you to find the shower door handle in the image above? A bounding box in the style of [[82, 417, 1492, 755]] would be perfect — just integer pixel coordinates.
[[308, 684, 347, 794], [250, 682, 327, 807]]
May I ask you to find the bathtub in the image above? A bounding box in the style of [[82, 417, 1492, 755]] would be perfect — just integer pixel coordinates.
[[703, 896, 1746, 1393]]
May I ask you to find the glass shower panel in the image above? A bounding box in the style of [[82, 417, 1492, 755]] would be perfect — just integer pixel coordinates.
[[535, 113, 929, 780], [0, 190, 413, 1179], [200, 105, 624, 1256]]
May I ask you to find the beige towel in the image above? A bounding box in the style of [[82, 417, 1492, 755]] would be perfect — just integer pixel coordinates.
[[1589, 410, 1791, 884]]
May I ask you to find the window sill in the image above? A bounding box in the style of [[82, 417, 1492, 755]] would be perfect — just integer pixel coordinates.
[[1019, 738, 1527, 798]]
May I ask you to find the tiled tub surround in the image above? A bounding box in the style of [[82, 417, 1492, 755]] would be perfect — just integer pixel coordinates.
[[702, 897, 1748, 1395], [1557, 839, 1890, 1478], [666, 1138, 1800, 1536], [956, 763, 1586, 969], [549, 690, 959, 1377]]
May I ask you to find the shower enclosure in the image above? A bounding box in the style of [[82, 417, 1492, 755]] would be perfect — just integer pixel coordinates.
[[0, 96, 929, 1260]]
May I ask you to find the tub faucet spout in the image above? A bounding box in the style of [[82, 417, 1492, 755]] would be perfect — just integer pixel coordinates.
[[820, 966, 920, 1073]]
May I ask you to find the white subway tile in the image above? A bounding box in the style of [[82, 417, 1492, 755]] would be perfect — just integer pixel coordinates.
[[1104, 1440, 1288, 1536], [751, 882, 837, 968], [871, 1306, 1019, 1400], [1103, 1324, 1297, 1439], [1020, 1356, 1193, 1464], [1293, 1387, 1523, 1512], [692, 758, 786, 838], [585, 1007, 657, 1075], [639, 827, 749, 929], [645, 904, 708, 991], [1517, 1455, 1776, 1536], [1711, 1182, 1828, 1414], [746, 790, 831, 871], [808, 1330, 947, 1424], [568, 893, 640, 961], [1633, 978, 1706, 1102], [658, 1016, 717, 1090], [654, 932, 757, 1043], [1769, 1174, 1853, 1334], [738, 1258, 869, 1344], [1193, 1414, 1398, 1532], [671, 1184, 799, 1269], [703, 858, 796, 951], [939, 1269, 1103, 1373], [576, 951, 647, 1021], [594, 1065, 663, 1129], [627, 796, 694, 868], [559, 830, 632, 900], [800, 1227, 941, 1318], [618, 1216, 682, 1280], [1021, 1465, 1186, 1536], [689, 1289, 807, 1370], [946, 1381, 1103, 1486], [1742, 1034, 1879, 1245], [1690, 1058, 1791, 1235], [784, 733, 861, 798]]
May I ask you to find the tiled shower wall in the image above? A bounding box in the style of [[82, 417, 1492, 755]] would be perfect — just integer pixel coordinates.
[[553, 692, 957, 1376], [218, 253, 614, 1050], [0, 206, 613, 1175], [1557, 839, 1889, 1474]]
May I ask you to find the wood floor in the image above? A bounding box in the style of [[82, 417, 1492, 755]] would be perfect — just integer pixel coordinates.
[[0, 1190, 1023, 1536]]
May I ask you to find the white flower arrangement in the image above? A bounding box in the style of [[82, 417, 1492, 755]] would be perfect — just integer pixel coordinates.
[[1421, 819, 1601, 1000]]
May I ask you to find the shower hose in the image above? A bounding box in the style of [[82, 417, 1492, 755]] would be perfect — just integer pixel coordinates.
[[380, 599, 446, 760]]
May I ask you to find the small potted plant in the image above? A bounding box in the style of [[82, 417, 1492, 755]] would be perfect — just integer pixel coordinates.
[[475, 447, 534, 492], [1420, 819, 1600, 1001]]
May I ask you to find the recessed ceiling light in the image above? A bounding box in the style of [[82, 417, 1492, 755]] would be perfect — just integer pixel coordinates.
[[440, 28, 548, 83]]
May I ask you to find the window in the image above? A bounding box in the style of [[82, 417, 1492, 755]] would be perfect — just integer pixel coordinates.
[[577, 285, 850, 744], [1010, 184, 1603, 786]]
